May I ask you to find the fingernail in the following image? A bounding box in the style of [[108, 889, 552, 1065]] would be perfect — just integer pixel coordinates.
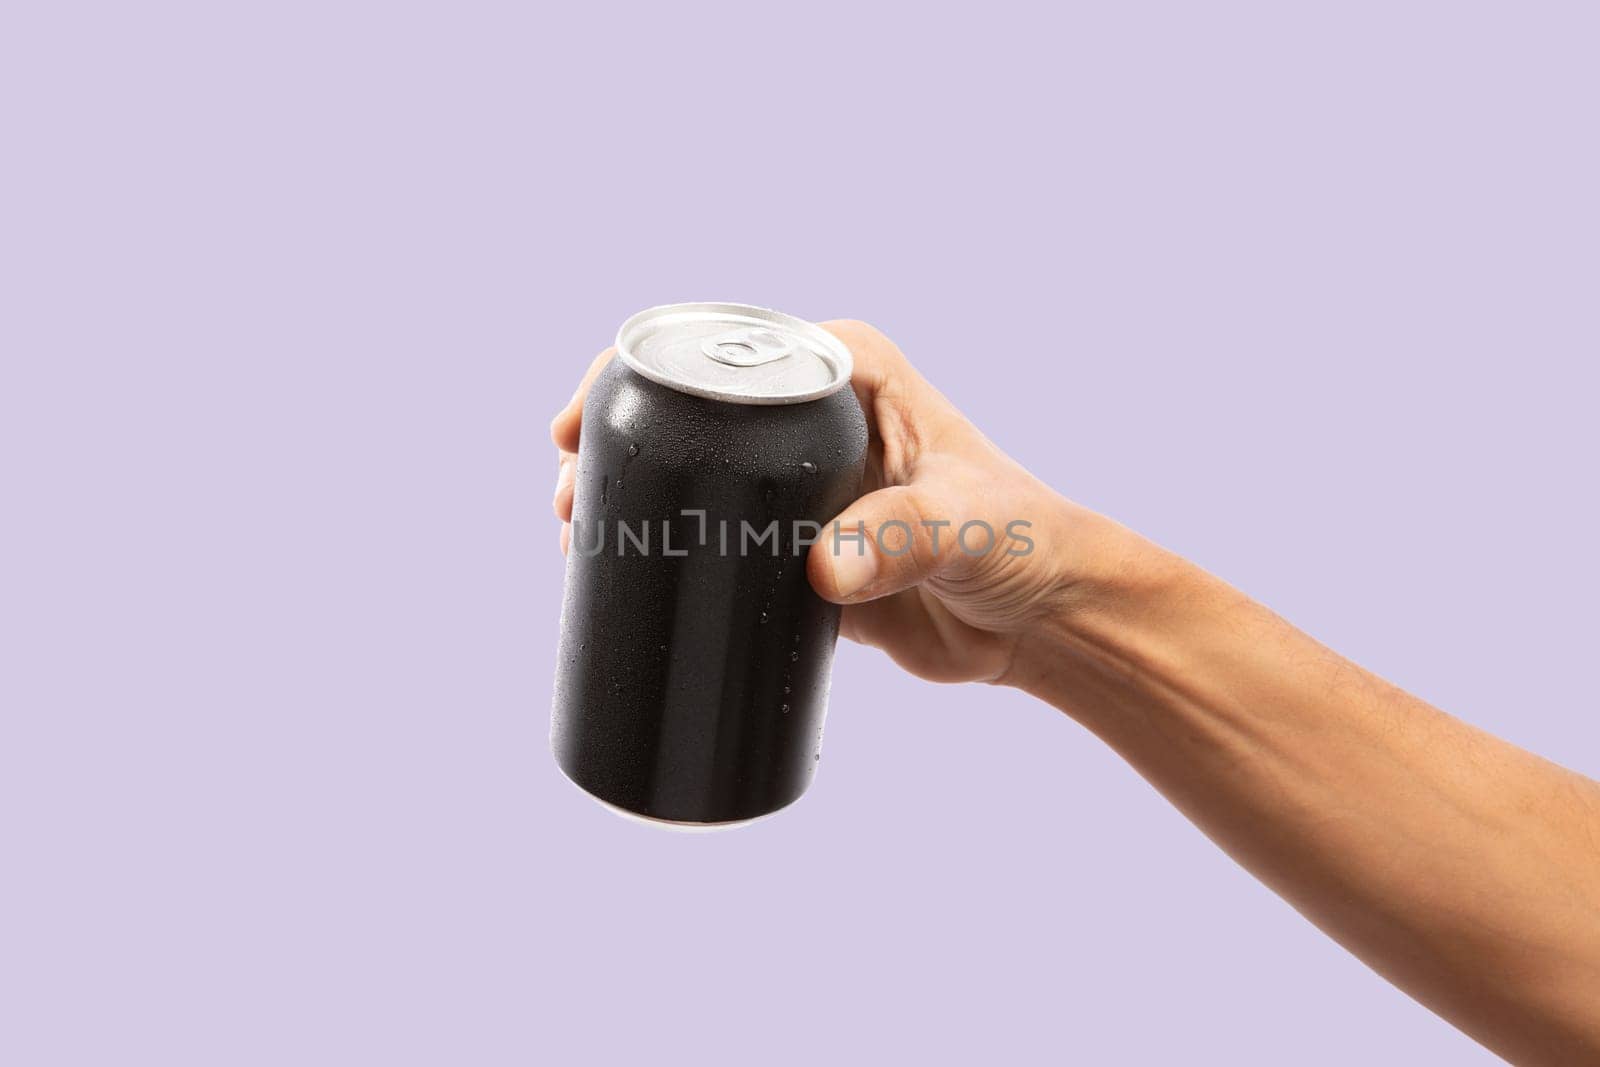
[[830, 532, 877, 598]]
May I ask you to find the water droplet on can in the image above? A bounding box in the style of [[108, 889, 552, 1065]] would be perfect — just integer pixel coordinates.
[[800, 461, 817, 474]]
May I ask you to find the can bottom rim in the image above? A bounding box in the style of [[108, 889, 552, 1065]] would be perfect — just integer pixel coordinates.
[[553, 757, 807, 832]]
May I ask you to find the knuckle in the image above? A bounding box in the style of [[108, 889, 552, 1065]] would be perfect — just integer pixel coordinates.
[[887, 485, 948, 575]]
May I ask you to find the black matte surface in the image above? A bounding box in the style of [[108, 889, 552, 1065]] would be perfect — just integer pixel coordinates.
[[552, 361, 868, 823]]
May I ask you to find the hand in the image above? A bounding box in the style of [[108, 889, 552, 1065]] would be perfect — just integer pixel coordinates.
[[797, 321, 1096, 685], [552, 320, 1106, 686]]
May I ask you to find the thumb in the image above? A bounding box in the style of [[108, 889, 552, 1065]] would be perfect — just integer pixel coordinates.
[[806, 483, 957, 604]]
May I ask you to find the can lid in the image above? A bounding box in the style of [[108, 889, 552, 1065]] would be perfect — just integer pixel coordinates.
[[615, 303, 853, 405]]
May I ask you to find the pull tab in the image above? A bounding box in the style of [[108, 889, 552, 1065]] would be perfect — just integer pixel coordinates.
[[701, 328, 793, 367]]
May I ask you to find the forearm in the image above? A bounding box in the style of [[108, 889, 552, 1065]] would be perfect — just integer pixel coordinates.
[[1009, 504, 1600, 1064]]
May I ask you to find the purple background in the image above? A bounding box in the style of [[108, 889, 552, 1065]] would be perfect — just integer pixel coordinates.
[[4, 3, 1596, 1063]]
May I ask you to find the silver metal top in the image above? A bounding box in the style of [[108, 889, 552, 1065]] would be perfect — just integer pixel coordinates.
[[615, 303, 853, 405]]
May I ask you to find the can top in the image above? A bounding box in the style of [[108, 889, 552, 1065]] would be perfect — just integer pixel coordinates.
[[615, 303, 853, 405]]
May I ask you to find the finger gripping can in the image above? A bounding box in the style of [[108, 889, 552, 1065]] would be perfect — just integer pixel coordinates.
[[552, 303, 868, 827]]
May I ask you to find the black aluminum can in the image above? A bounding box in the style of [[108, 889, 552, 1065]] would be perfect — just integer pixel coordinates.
[[552, 303, 867, 827]]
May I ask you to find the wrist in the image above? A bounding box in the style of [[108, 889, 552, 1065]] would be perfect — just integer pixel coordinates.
[[1000, 498, 1201, 698]]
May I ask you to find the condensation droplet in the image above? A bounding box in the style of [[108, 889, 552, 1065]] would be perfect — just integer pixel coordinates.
[[627, 443, 639, 457], [800, 461, 817, 474]]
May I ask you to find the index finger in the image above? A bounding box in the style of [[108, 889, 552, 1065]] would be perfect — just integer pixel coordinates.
[[818, 319, 931, 418], [550, 347, 616, 453]]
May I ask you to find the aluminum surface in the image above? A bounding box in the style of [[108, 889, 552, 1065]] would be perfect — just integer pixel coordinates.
[[615, 302, 853, 405]]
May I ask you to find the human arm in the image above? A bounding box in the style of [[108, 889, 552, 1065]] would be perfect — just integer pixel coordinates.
[[551, 320, 1600, 1064]]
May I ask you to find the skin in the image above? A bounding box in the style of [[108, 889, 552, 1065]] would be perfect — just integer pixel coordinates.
[[551, 321, 1600, 1064]]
